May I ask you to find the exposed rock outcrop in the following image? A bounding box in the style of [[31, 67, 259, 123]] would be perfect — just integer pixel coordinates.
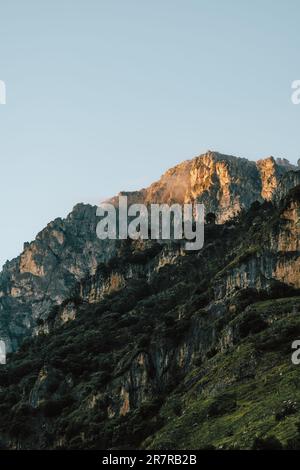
[[0, 204, 117, 351], [111, 152, 295, 222], [0, 151, 298, 351], [0, 182, 299, 450]]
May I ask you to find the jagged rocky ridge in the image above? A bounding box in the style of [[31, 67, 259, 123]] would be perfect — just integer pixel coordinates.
[[111, 151, 298, 219], [0, 152, 299, 449], [0, 151, 299, 352], [0, 185, 299, 449]]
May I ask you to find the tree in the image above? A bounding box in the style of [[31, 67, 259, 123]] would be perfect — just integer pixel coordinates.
[[205, 212, 216, 225]]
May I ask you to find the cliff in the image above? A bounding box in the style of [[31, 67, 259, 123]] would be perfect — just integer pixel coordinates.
[[0, 204, 118, 351], [111, 151, 296, 222], [0, 180, 299, 449], [0, 152, 298, 352], [0, 150, 300, 450]]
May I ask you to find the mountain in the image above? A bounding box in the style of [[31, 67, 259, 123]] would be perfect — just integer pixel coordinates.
[[0, 151, 300, 450], [0, 152, 299, 353], [111, 151, 297, 221]]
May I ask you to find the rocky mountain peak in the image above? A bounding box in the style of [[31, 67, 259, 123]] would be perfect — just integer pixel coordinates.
[[0, 151, 299, 352], [113, 151, 296, 222]]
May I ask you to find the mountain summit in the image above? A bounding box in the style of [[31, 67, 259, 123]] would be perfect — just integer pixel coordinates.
[[0, 151, 299, 352], [111, 151, 297, 222], [0, 151, 300, 450]]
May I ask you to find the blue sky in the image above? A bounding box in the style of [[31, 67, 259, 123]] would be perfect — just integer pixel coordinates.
[[0, 0, 300, 268]]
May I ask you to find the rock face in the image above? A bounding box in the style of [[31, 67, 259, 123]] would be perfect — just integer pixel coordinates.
[[0, 184, 299, 450], [44, 183, 300, 425], [0, 204, 117, 351], [0, 137, 299, 452], [0, 151, 298, 352], [274, 169, 300, 203], [215, 186, 300, 299], [111, 151, 296, 222]]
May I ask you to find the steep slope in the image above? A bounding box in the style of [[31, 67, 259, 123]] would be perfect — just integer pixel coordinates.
[[111, 151, 296, 222], [0, 186, 299, 450], [0, 152, 297, 353], [0, 205, 118, 352]]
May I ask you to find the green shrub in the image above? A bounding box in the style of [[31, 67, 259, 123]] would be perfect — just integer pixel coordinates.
[[275, 401, 297, 421], [207, 393, 237, 418], [238, 312, 268, 338], [43, 395, 74, 418], [252, 436, 283, 450]]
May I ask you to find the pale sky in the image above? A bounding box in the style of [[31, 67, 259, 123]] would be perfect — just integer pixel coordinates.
[[1, 0, 300, 267]]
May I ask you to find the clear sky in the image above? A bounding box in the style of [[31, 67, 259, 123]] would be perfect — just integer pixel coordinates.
[[0, 0, 300, 268]]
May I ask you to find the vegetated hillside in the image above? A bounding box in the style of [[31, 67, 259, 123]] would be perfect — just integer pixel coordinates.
[[1, 151, 299, 353], [0, 186, 299, 450]]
